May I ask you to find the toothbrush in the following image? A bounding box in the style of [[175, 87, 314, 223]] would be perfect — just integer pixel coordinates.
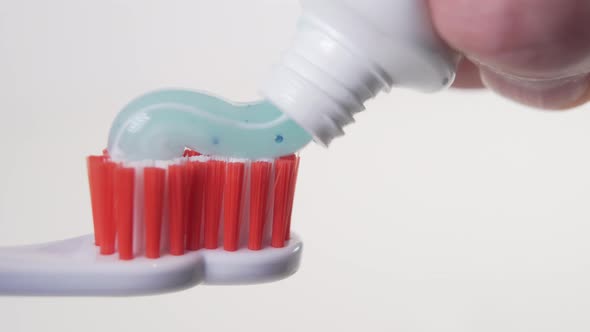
[[0, 89, 311, 296], [0, 0, 459, 297]]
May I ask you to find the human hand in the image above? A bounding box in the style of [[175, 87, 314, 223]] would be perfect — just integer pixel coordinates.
[[429, 0, 590, 109]]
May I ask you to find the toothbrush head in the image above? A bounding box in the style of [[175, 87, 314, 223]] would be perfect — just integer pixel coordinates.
[[0, 150, 303, 296], [85, 148, 302, 295], [0, 89, 308, 297]]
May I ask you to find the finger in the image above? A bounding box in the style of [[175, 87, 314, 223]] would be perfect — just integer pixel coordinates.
[[429, 0, 590, 109], [479, 69, 590, 109]]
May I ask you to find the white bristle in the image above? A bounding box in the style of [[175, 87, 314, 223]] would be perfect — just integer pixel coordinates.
[[188, 155, 210, 163], [154, 160, 170, 169], [227, 157, 248, 164]]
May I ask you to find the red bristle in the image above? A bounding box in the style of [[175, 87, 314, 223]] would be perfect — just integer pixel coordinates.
[[102, 149, 110, 157], [271, 158, 294, 248], [183, 148, 201, 157], [248, 161, 272, 250], [144, 167, 166, 259], [280, 154, 297, 161], [186, 161, 206, 250], [203, 160, 225, 249], [284, 155, 300, 241], [87, 156, 106, 245], [168, 164, 186, 256], [181, 163, 193, 245], [223, 162, 245, 251], [100, 161, 117, 255], [113, 166, 135, 260]]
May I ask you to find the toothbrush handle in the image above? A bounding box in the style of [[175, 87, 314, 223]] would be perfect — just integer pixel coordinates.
[[0, 235, 203, 296], [0, 234, 303, 296]]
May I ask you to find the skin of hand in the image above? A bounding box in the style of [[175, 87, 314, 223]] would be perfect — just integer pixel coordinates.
[[428, 0, 590, 109]]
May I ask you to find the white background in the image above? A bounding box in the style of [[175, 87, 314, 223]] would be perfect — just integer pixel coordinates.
[[2, 1, 590, 331]]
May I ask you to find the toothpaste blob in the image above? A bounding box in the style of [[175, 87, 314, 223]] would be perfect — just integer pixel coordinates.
[[107, 89, 312, 161]]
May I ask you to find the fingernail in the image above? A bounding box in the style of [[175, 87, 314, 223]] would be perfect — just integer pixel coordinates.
[[479, 68, 589, 110]]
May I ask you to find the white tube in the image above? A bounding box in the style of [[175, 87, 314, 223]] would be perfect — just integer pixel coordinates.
[[261, 0, 459, 146]]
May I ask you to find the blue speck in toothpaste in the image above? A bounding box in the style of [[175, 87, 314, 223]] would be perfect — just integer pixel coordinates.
[[275, 135, 284, 143], [212, 137, 220, 145]]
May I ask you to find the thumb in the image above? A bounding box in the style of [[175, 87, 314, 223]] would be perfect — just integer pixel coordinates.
[[429, 0, 590, 109]]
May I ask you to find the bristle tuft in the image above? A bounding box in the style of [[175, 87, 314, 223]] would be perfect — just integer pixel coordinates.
[[183, 148, 201, 157], [284, 155, 300, 241], [186, 160, 205, 250], [203, 160, 225, 249], [223, 162, 245, 251], [248, 161, 272, 250], [87, 156, 105, 246], [87, 150, 301, 259], [271, 158, 294, 248], [168, 164, 186, 256], [144, 167, 166, 258], [114, 166, 135, 260]]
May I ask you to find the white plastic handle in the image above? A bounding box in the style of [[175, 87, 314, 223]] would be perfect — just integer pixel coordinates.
[[0, 234, 302, 296]]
